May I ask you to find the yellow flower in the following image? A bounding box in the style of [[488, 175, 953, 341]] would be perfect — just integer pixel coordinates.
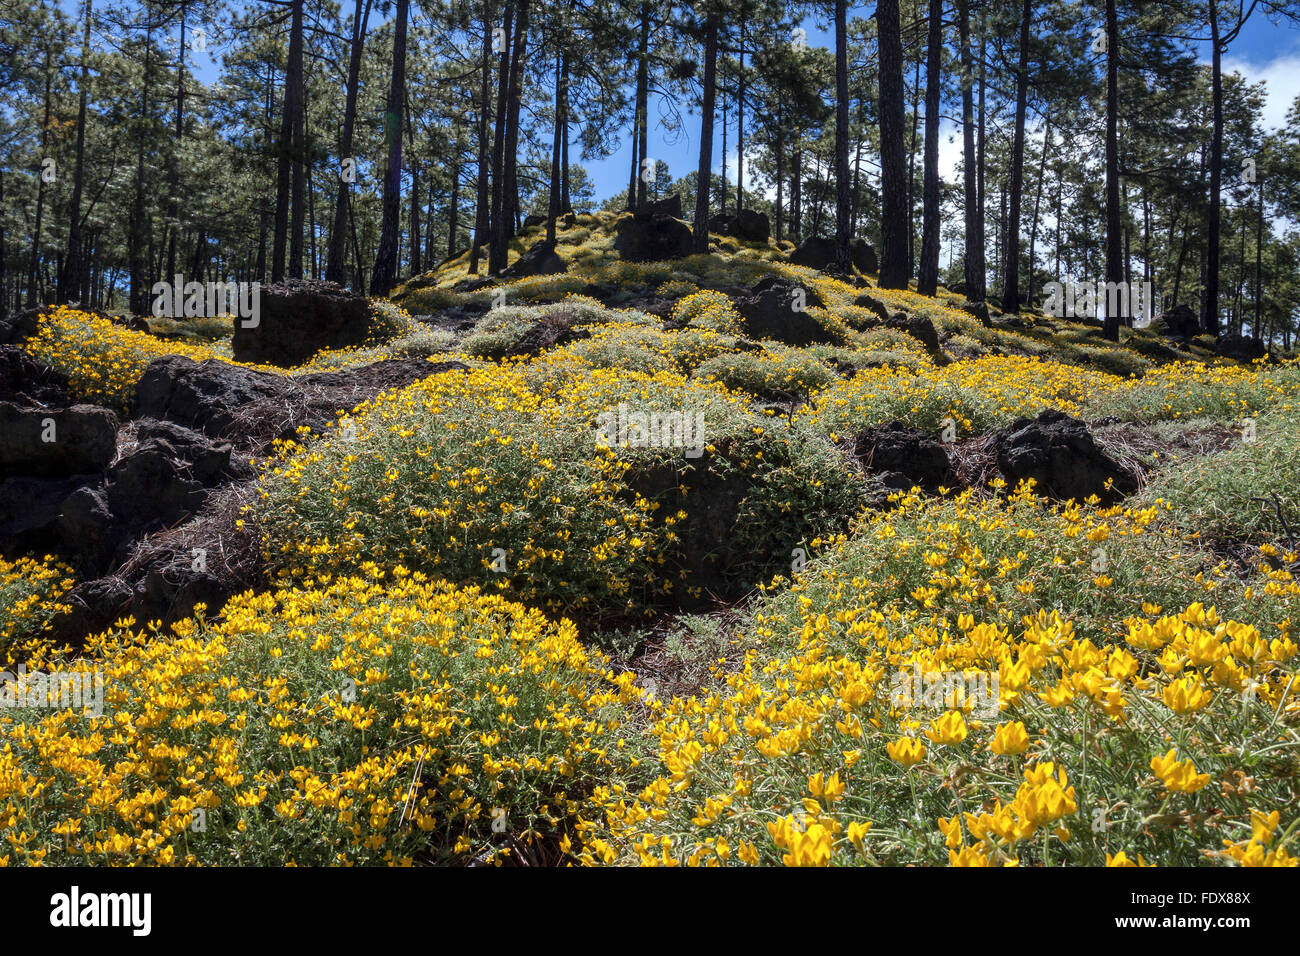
[[1150, 750, 1211, 793], [989, 720, 1030, 755], [782, 823, 833, 867], [1163, 675, 1213, 714], [925, 710, 968, 745], [886, 737, 927, 766]]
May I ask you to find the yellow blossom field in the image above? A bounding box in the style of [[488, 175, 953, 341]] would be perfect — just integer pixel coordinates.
[[4, 220, 1300, 870]]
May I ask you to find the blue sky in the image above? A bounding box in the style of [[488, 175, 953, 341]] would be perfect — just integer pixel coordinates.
[[66, 1, 1300, 206]]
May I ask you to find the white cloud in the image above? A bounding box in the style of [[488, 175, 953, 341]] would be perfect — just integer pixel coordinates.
[[1221, 49, 1300, 133]]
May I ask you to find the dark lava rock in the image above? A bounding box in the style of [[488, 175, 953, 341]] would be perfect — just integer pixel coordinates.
[[54, 420, 254, 574], [790, 236, 877, 274], [231, 278, 371, 367], [1215, 333, 1267, 362], [0, 402, 119, 478], [991, 410, 1138, 504], [136, 354, 468, 452], [0, 307, 45, 345], [733, 280, 837, 346], [614, 214, 694, 262], [852, 292, 891, 325], [1156, 304, 1200, 339], [503, 239, 567, 278], [956, 300, 991, 326], [853, 422, 955, 492], [885, 312, 941, 354], [0, 473, 100, 557], [0, 345, 71, 408], [641, 194, 682, 218]]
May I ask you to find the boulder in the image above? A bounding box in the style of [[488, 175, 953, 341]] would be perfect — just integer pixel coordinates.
[[521, 213, 547, 229], [752, 274, 825, 307], [708, 214, 734, 235], [885, 312, 941, 354], [957, 300, 991, 326], [503, 239, 567, 278], [1155, 304, 1200, 339], [789, 236, 877, 274], [0, 473, 99, 557], [0, 345, 70, 408], [733, 209, 771, 243], [54, 420, 254, 574], [733, 280, 837, 347], [136, 354, 468, 452], [45, 577, 135, 647], [1215, 333, 1267, 362], [852, 422, 954, 492], [641, 194, 682, 218], [0, 306, 44, 345], [614, 214, 694, 262], [991, 410, 1137, 504], [852, 292, 891, 325], [231, 278, 371, 367], [0, 402, 118, 478]]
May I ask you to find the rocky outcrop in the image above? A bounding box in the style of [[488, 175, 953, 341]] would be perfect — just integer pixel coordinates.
[[790, 236, 878, 274], [0, 345, 71, 407], [0, 402, 118, 478], [991, 410, 1138, 504], [503, 239, 567, 278], [231, 278, 371, 367], [1155, 304, 1199, 339], [614, 213, 694, 262], [733, 279, 836, 347], [853, 422, 954, 492], [135, 354, 468, 453]]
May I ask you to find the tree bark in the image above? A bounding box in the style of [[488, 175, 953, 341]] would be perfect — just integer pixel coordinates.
[[1000, 0, 1031, 312], [877, 0, 909, 288], [327, 0, 372, 285], [370, 0, 410, 295], [692, 13, 719, 253], [468, 1, 493, 275], [61, 0, 95, 303], [1204, 0, 1223, 335], [833, 0, 851, 274], [917, 0, 942, 295], [959, 0, 984, 301]]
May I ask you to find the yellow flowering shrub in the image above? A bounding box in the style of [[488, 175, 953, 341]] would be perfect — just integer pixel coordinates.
[[592, 488, 1300, 866], [253, 362, 866, 618], [0, 555, 75, 660], [0, 574, 642, 866]]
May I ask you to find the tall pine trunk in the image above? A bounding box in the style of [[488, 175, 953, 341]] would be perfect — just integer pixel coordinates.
[[60, 0, 94, 303], [999, 0, 1031, 312], [1103, 0, 1124, 339], [692, 14, 718, 254], [959, 0, 984, 302], [833, 0, 851, 274], [468, 1, 493, 276], [370, 0, 409, 295], [326, 0, 372, 285], [877, 0, 909, 288], [271, 0, 304, 282], [1204, 0, 1223, 335], [917, 0, 942, 295]]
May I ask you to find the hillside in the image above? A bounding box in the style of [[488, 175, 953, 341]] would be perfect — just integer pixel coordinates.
[[2, 213, 1298, 868]]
